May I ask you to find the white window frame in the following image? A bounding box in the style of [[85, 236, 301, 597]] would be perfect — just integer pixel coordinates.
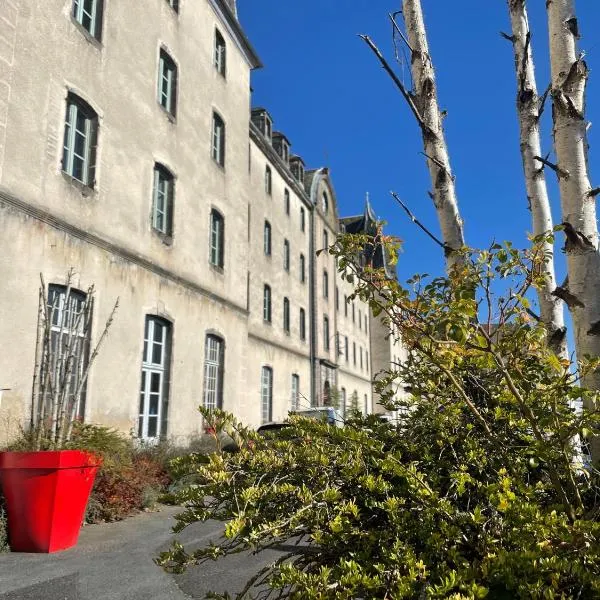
[[158, 50, 177, 115], [139, 316, 170, 440], [291, 374, 300, 411], [203, 335, 224, 411], [152, 165, 174, 235], [62, 95, 97, 187], [212, 113, 226, 166], [261, 366, 273, 423], [72, 0, 102, 39], [210, 209, 225, 268], [263, 285, 272, 322], [214, 29, 226, 76]]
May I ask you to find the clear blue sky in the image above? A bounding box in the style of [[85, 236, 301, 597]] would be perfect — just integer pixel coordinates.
[[238, 1, 600, 287]]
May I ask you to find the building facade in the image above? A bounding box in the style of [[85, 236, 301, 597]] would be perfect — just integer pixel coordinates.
[[0, 0, 399, 445]]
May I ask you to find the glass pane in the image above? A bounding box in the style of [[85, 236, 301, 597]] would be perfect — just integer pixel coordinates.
[[147, 416, 157, 438]]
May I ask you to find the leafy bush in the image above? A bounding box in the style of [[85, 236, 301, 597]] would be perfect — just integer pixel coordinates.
[[158, 240, 600, 599]]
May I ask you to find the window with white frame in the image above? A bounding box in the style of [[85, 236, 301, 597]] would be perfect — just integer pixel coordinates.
[[299, 308, 306, 340], [139, 316, 171, 440], [261, 366, 273, 423], [72, 0, 103, 40], [291, 374, 300, 411], [300, 254, 305, 283], [158, 49, 177, 116], [210, 209, 225, 268], [323, 270, 329, 299], [45, 284, 90, 420], [324, 316, 330, 351], [283, 239, 290, 271], [152, 164, 174, 236], [284, 189, 290, 215], [203, 334, 224, 411], [62, 94, 98, 187], [263, 285, 272, 322], [214, 29, 226, 76], [265, 166, 272, 195], [264, 221, 272, 256], [322, 191, 329, 214], [212, 112, 226, 166], [283, 297, 290, 333]]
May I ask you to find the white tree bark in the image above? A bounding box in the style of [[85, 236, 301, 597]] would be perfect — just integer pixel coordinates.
[[507, 0, 567, 358], [401, 0, 465, 269], [547, 0, 600, 458]]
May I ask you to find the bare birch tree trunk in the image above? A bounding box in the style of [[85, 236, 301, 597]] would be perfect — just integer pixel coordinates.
[[547, 0, 600, 460], [401, 0, 465, 268], [507, 0, 567, 358]]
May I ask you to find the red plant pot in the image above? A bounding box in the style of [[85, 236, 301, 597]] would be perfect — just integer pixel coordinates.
[[0, 450, 101, 553]]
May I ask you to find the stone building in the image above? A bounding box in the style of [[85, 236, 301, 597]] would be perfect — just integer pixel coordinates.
[[0, 0, 400, 445]]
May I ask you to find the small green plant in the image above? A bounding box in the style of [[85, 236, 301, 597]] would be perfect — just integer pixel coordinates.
[[158, 238, 600, 599]]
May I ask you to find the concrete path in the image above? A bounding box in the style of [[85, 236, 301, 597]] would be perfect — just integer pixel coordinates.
[[0, 506, 287, 599]]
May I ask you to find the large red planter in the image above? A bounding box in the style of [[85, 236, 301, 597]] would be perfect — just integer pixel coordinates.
[[0, 450, 101, 553]]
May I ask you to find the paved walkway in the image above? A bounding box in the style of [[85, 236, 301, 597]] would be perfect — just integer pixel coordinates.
[[0, 505, 285, 599]]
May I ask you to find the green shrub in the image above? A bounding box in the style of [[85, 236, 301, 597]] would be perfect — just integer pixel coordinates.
[[158, 241, 600, 599]]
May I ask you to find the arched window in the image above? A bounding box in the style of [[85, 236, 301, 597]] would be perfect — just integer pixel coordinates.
[[62, 93, 98, 187], [203, 334, 224, 410], [214, 29, 226, 76], [210, 209, 225, 268], [263, 285, 272, 322], [152, 163, 174, 236], [139, 316, 172, 440]]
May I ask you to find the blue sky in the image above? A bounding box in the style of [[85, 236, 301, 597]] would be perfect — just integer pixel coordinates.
[[238, 1, 600, 288]]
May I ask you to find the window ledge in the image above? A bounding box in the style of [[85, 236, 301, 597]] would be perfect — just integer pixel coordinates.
[[70, 17, 103, 49], [61, 171, 96, 197], [152, 228, 174, 247], [158, 103, 177, 124]]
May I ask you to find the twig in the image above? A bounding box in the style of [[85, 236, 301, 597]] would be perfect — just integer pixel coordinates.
[[390, 191, 451, 252], [359, 34, 432, 135]]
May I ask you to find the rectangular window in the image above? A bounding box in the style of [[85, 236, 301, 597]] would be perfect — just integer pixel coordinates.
[[212, 113, 226, 166], [203, 335, 224, 410], [264, 221, 272, 256], [62, 94, 98, 187], [43, 285, 91, 421], [263, 285, 272, 322], [261, 367, 273, 423], [291, 374, 300, 411], [284, 239, 290, 271], [210, 209, 225, 268], [158, 50, 177, 116], [214, 29, 226, 76], [324, 316, 330, 351], [283, 297, 290, 332], [300, 308, 306, 340], [72, 0, 103, 40], [152, 164, 174, 236], [300, 254, 306, 283], [139, 316, 171, 440]]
